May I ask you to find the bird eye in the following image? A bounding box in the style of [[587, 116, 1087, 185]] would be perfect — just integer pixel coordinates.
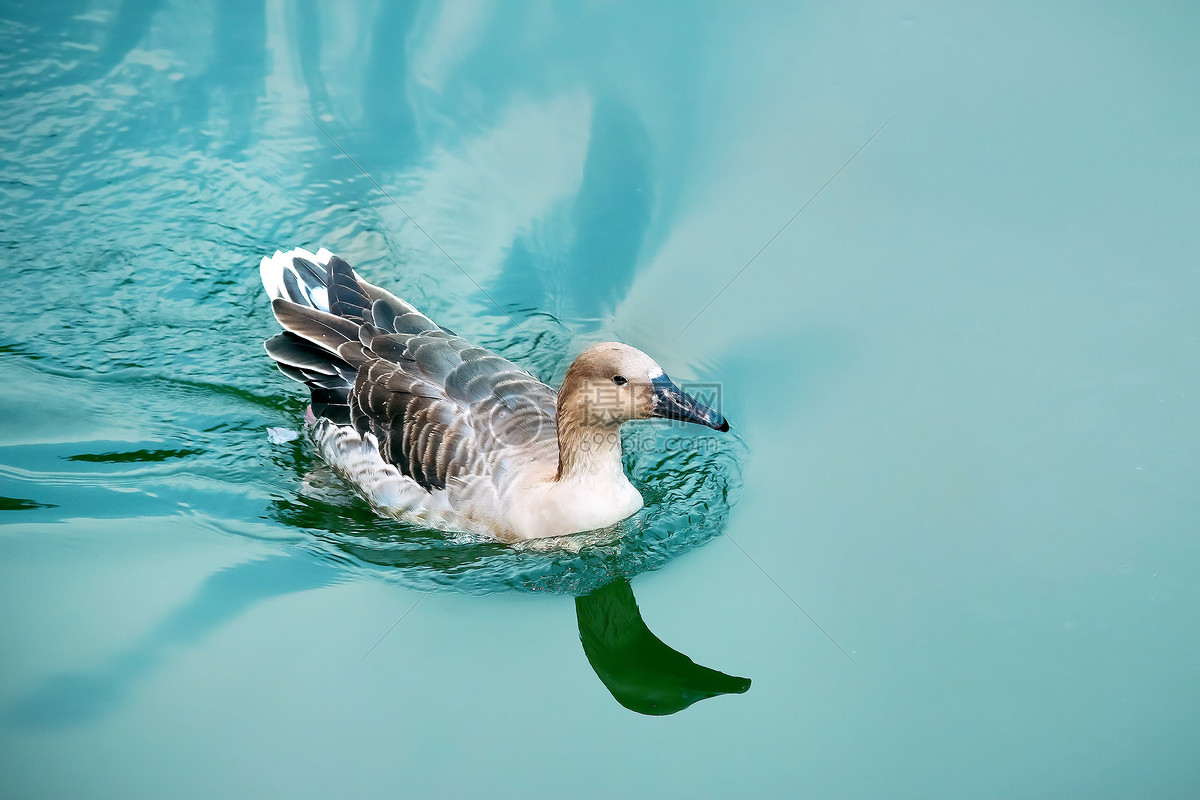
[[612, 375, 627, 386]]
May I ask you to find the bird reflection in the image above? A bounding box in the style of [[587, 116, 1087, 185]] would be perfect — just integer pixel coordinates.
[[576, 577, 750, 715]]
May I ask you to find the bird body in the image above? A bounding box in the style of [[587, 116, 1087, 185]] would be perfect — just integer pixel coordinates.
[[260, 247, 727, 541]]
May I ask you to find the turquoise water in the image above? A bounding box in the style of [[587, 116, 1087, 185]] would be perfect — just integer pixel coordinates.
[[3, 1, 1199, 797]]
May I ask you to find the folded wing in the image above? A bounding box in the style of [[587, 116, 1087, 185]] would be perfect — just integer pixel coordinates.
[[262, 249, 558, 492]]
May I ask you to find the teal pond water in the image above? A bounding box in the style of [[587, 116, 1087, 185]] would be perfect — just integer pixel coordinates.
[[2, 2, 1200, 797]]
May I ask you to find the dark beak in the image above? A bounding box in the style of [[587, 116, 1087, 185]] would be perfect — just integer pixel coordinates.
[[651, 374, 730, 432]]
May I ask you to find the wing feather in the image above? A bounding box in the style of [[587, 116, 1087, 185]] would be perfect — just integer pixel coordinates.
[[325, 256, 373, 321], [265, 333, 340, 375], [272, 298, 361, 351], [265, 249, 557, 494], [347, 330, 556, 492]]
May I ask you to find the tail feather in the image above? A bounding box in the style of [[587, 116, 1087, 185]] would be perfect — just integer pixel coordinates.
[[261, 248, 355, 425], [259, 246, 454, 427], [260, 247, 335, 309], [291, 255, 329, 286]]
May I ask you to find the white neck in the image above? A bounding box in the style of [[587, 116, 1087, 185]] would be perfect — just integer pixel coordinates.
[[504, 422, 644, 539]]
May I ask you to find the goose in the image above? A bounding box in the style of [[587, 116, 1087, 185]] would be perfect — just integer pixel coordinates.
[[259, 247, 729, 541]]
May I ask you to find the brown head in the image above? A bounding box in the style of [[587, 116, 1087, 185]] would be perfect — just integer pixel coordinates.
[[556, 342, 729, 439]]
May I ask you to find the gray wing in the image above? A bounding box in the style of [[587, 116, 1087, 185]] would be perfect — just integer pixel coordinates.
[[266, 252, 559, 492], [351, 327, 559, 491]]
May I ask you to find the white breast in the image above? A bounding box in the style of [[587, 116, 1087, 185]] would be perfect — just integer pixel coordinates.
[[503, 470, 645, 540]]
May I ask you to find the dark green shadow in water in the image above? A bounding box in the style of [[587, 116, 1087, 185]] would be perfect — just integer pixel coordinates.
[[576, 578, 751, 716]]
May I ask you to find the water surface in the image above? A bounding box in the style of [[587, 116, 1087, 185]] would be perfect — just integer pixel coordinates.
[[2, 1, 1199, 797]]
